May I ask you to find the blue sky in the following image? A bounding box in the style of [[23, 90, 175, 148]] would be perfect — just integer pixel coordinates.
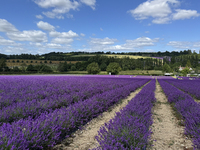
[[0, 0, 200, 55]]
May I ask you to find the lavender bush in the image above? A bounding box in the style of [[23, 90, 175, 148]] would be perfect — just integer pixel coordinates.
[[0, 76, 142, 123], [166, 79, 200, 99], [0, 76, 149, 149], [94, 80, 156, 150], [158, 79, 200, 149]]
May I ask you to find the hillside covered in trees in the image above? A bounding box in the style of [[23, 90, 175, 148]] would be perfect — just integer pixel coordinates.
[[0, 50, 200, 75]]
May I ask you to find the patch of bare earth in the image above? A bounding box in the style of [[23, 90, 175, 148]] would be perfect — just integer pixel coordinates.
[[148, 81, 193, 150], [53, 83, 148, 150]]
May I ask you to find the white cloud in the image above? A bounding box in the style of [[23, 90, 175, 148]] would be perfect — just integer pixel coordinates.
[[34, 0, 96, 19], [128, 0, 199, 24], [46, 43, 63, 49], [168, 41, 200, 49], [30, 42, 43, 47], [104, 37, 159, 51], [33, 0, 80, 9], [90, 37, 118, 45], [0, 19, 18, 32], [37, 21, 55, 31], [128, 0, 179, 22], [51, 38, 73, 44], [100, 28, 103, 31], [80, 0, 96, 10], [42, 12, 64, 19], [152, 17, 171, 24], [123, 37, 159, 48], [36, 15, 44, 19], [0, 36, 21, 46], [66, 14, 73, 18], [193, 42, 200, 48], [0, 19, 48, 43], [167, 41, 191, 49], [105, 45, 131, 50], [2, 46, 30, 55], [7, 30, 47, 43], [83, 36, 159, 52], [172, 9, 200, 20], [49, 30, 78, 38], [80, 33, 85, 37]]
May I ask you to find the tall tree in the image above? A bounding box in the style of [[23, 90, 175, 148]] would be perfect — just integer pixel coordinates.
[[0, 58, 6, 70], [87, 62, 100, 74], [106, 62, 121, 75], [162, 63, 171, 73]]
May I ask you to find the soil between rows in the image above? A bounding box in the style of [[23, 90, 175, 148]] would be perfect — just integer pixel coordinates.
[[148, 81, 193, 150], [53, 83, 149, 150]]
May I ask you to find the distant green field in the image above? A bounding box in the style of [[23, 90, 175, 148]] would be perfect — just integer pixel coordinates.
[[119, 70, 163, 75]]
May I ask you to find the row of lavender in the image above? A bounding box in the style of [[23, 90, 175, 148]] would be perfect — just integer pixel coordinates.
[[0, 75, 129, 108], [0, 76, 139, 123], [158, 79, 200, 149], [165, 79, 200, 99], [94, 80, 156, 150], [0, 76, 149, 149]]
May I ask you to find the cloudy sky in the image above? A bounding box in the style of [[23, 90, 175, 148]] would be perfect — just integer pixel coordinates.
[[0, 0, 200, 54]]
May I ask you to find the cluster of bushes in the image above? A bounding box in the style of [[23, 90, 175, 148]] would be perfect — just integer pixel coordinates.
[[7, 64, 53, 73], [87, 62, 121, 75]]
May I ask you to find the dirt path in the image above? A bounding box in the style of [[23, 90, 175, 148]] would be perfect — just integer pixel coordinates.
[[53, 83, 148, 150], [148, 81, 193, 150]]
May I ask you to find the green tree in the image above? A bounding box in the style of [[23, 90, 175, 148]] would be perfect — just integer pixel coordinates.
[[21, 63, 27, 72], [57, 61, 68, 72], [171, 62, 181, 72], [0, 58, 7, 71], [181, 68, 190, 76], [40, 64, 53, 73], [71, 65, 76, 71], [87, 62, 100, 74], [12, 67, 21, 72], [106, 62, 121, 75], [186, 60, 191, 68], [162, 63, 171, 73], [26, 64, 36, 72], [100, 63, 107, 71]]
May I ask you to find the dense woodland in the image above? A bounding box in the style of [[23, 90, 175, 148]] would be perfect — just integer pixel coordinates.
[[0, 50, 200, 74]]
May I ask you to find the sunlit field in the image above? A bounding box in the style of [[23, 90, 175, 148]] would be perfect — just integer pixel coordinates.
[[0, 75, 200, 149]]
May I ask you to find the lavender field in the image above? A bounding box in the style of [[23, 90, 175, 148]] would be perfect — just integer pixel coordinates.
[[0, 75, 200, 149]]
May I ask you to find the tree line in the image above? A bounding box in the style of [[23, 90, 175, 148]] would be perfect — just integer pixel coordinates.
[[0, 49, 195, 61], [0, 50, 200, 75]]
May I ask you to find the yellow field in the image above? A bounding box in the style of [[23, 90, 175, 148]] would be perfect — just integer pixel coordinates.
[[103, 54, 151, 59]]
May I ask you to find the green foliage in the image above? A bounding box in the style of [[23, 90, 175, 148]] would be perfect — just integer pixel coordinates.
[[181, 68, 190, 76], [21, 63, 27, 72], [186, 60, 191, 68], [57, 61, 68, 72], [0, 58, 6, 71], [100, 63, 107, 71], [162, 63, 171, 73], [171, 62, 181, 72], [87, 62, 100, 74], [71, 65, 76, 71], [31, 64, 53, 73], [26, 64, 36, 72], [12, 67, 21, 72], [106, 62, 121, 75], [39, 65, 53, 73]]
